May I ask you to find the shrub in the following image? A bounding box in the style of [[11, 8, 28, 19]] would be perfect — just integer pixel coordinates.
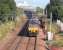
[[47, 23, 60, 33]]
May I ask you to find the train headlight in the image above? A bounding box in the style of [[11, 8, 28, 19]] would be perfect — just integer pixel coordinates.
[[28, 28, 31, 31], [28, 28, 33, 32], [34, 28, 38, 32], [28, 27, 38, 33]]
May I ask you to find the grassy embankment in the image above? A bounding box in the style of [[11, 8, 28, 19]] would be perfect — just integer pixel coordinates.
[[47, 22, 63, 47], [0, 15, 27, 40], [0, 21, 15, 40]]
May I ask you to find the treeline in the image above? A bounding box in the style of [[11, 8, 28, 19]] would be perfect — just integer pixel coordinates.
[[0, 0, 16, 22], [16, 7, 24, 16], [45, 0, 63, 22]]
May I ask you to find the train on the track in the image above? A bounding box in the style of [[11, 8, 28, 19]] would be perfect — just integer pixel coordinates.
[[24, 10, 46, 37], [24, 10, 39, 37], [27, 18, 39, 37]]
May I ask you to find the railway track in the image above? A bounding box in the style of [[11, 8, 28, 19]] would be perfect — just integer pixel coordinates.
[[8, 36, 37, 50], [26, 37, 37, 50], [0, 19, 38, 50]]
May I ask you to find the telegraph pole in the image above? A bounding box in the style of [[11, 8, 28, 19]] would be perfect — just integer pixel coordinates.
[[50, 12, 52, 32]]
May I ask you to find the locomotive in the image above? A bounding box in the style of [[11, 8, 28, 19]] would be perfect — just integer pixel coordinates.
[[24, 10, 40, 37], [28, 18, 39, 37]]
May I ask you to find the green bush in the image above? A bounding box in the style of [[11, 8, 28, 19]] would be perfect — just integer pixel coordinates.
[[51, 40, 63, 47]]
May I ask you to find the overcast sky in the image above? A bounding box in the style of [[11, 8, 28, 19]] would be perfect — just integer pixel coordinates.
[[15, 0, 50, 9]]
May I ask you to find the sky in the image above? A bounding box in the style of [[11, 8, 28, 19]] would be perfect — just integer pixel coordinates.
[[15, 0, 50, 9]]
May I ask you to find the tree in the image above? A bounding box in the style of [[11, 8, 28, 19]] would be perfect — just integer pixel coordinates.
[[51, 0, 63, 21], [0, 0, 16, 22], [45, 0, 63, 22], [45, 4, 51, 18], [16, 7, 24, 16], [36, 7, 43, 17]]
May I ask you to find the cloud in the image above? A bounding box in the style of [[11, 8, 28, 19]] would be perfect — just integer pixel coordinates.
[[15, 0, 50, 9], [15, 0, 34, 9], [15, 0, 30, 7]]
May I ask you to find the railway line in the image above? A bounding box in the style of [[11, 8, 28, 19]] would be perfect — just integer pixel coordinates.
[[4, 36, 37, 50]]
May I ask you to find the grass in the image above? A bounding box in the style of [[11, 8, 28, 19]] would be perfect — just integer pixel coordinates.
[[0, 21, 15, 40], [46, 40, 63, 47], [45, 22, 63, 47], [0, 15, 27, 40], [50, 40, 63, 47], [58, 32, 63, 36], [0, 13, 28, 40], [47, 23, 60, 33]]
